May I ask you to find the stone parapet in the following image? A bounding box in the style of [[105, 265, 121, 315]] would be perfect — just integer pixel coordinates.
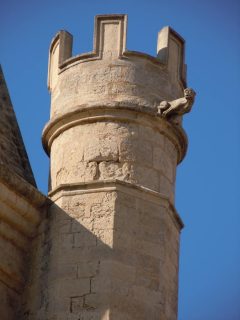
[[47, 15, 186, 119]]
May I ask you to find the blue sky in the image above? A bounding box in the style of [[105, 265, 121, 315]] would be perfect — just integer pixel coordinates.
[[1, 0, 239, 319]]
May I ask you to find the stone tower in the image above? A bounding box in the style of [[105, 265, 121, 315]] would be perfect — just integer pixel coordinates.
[[20, 14, 195, 320], [38, 14, 195, 320]]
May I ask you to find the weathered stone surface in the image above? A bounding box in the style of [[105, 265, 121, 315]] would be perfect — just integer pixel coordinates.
[[0, 13, 194, 320], [0, 66, 36, 186], [0, 71, 46, 318], [49, 120, 180, 203], [25, 183, 182, 320], [0, 166, 48, 319]]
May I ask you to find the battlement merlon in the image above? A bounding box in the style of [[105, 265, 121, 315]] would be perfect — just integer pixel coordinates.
[[48, 14, 187, 92], [47, 30, 73, 91], [157, 26, 187, 86]]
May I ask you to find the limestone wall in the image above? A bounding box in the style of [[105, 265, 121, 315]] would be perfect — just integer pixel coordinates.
[[0, 166, 47, 320], [50, 119, 178, 203], [0, 66, 36, 186], [38, 14, 189, 320], [25, 181, 182, 320]]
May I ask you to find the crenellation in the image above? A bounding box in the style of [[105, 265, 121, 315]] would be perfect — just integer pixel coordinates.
[[48, 31, 73, 92], [94, 15, 127, 59], [157, 26, 186, 88], [0, 13, 196, 320], [45, 16, 189, 122]]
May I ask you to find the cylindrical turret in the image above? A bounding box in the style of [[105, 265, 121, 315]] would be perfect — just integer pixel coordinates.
[[39, 14, 193, 320]]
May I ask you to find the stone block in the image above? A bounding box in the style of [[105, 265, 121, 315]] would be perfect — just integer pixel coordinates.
[[74, 231, 97, 248], [84, 293, 98, 310], [100, 260, 135, 283], [60, 233, 74, 249], [70, 296, 84, 313], [57, 278, 90, 298], [159, 175, 174, 201], [99, 161, 123, 180], [84, 135, 119, 162], [139, 125, 164, 147], [56, 263, 78, 280], [134, 166, 159, 191], [77, 261, 100, 279], [119, 138, 137, 162]]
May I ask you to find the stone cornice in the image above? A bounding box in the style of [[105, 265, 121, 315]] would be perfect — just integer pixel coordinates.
[[0, 166, 49, 248], [42, 104, 188, 164], [0, 166, 50, 292], [48, 179, 184, 231], [0, 164, 49, 210]]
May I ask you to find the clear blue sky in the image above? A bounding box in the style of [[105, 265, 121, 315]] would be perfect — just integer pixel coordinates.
[[1, 1, 239, 319]]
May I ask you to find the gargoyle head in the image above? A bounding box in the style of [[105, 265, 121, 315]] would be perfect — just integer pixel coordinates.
[[184, 88, 196, 101]]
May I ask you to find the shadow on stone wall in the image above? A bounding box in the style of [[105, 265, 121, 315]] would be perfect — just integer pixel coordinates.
[[23, 186, 177, 320]]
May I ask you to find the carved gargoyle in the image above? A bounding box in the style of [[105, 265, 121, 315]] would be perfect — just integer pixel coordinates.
[[157, 88, 196, 119]]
